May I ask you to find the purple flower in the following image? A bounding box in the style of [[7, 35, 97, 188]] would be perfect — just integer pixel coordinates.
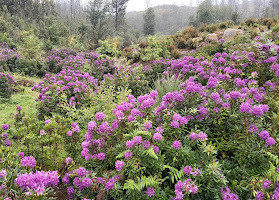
[[251, 105, 264, 117], [65, 157, 73, 165], [150, 90, 158, 98], [171, 121, 180, 128], [213, 107, 219, 113], [67, 187, 74, 197], [255, 191, 264, 200], [88, 121, 97, 130], [156, 127, 164, 134], [76, 167, 87, 177], [5, 139, 10, 146], [173, 114, 181, 121], [126, 140, 134, 149], [152, 145, 159, 154], [184, 166, 192, 174], [124, 151, 133, 160], [97, 153, 105, 160], [248, 125, 258, 133], [210, 92, 220, 101], [144, 121, 152, 129], [172, 141, 181, 150], [1, 124, 10, 130], [0, 170, 7, 178], [67, 130, 72, 137], [115, 160, 124, 171], [265, 137, 276, 146], [190, 168, 201, 176], [14, 170, 59, 195], [153, 133, 163, 141], [40, 130, 46, 135], [230, 91, 241, 100], [146, 187, 155, 197], [258, 130, 269, 140], [142, 141, 150, 149], [21, 156, 36, 168], [240, 102, 251, 113], [133, 136, 143, 144], [44, 119, 51, 124], [82, 177, 92, 188], [180, 117, 188, 125], [189, 132, 198, 140], [17, 152, 24, 158], [197, 131, 207, 141], [16, 106, 22, 111], [96, 112, 105, 121], [105, 179, 115, 191], [262, 180, 271, 189]]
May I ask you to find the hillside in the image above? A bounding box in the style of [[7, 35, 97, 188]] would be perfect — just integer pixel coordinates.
[[1, 0, 279, 199]]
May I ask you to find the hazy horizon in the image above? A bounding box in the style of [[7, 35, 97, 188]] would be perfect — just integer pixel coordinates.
[[127, 0, 195, 12]]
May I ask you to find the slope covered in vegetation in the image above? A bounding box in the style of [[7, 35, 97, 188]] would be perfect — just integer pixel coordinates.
[[1, 0, 279, 199]]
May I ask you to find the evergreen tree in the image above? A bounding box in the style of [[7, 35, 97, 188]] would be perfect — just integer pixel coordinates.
[[87, 0, 112, 43], [143, 7, 155, 36], [197, 0, 214, 24], [111, 0, 129, 32]]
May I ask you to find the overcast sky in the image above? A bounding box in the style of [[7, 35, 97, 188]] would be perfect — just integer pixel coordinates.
[[126, 0, 195, 12]]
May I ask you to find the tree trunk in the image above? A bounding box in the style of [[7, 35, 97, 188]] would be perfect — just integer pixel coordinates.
[[115, 0, 118, 32]]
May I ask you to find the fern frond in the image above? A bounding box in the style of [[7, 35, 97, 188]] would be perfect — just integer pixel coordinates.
[[123, 176, 162, 191], [143, 148, 158, 160], [264, 151, 279, 165], [163, 165, 184, 183]]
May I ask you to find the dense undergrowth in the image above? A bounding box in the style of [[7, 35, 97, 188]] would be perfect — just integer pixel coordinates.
[[1, 19, 279, 200]]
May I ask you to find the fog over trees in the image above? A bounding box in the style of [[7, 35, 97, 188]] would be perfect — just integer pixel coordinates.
[[0, 0, 278, 47]]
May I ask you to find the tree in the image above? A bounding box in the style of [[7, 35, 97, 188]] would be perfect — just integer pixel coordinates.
[[197, 0, 214, 24], [111, 0, 129, 32], [87, 0, 112, 43], [269, 0, 279, 16], [145, 0, 151, 9], [143, 7, 155, 36]]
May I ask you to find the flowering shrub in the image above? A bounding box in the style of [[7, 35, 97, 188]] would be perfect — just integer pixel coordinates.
[[32, 70, 98, 116], [0, 73, 14, 99], [1, 24, 279, 199], [14, 170, 59, 196], [0, 42, 20, 72], [45, 49, 116, 81]]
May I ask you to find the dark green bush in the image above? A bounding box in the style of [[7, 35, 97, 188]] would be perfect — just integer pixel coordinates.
[[0, 73, 14, 99], [14, 59, 46, 77]]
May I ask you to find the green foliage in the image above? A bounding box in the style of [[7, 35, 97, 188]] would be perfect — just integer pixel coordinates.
[[154, 75, 184, 105], [96, 38, 122, 58], [0, 74, 13, 99], [143, 7, 156, 36], [19, 31, 44, 60], [14, 58, 46, 77], [123, 176, 162, 191], [140, 36, 172, 62], [87, 0, 113, 44], [197, 0, 214, 25]]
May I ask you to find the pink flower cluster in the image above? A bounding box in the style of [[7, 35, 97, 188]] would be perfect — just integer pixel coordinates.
[[14, 171, 59, 196], [32, 69, 98, 114], [221, 187, 239, 200], [189, 131, 208, 141], [258, 130, 276, 147], [21, 156, 36, 168], [173, 179, 198, 200], [183, 166, 201, 176], [67, 122, 80, 137]]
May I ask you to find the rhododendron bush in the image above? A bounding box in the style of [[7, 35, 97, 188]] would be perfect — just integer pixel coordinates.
[[1, 35, 279, 200]]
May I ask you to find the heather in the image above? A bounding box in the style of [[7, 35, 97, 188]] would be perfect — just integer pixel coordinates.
[[1, 19, 279, 200]]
